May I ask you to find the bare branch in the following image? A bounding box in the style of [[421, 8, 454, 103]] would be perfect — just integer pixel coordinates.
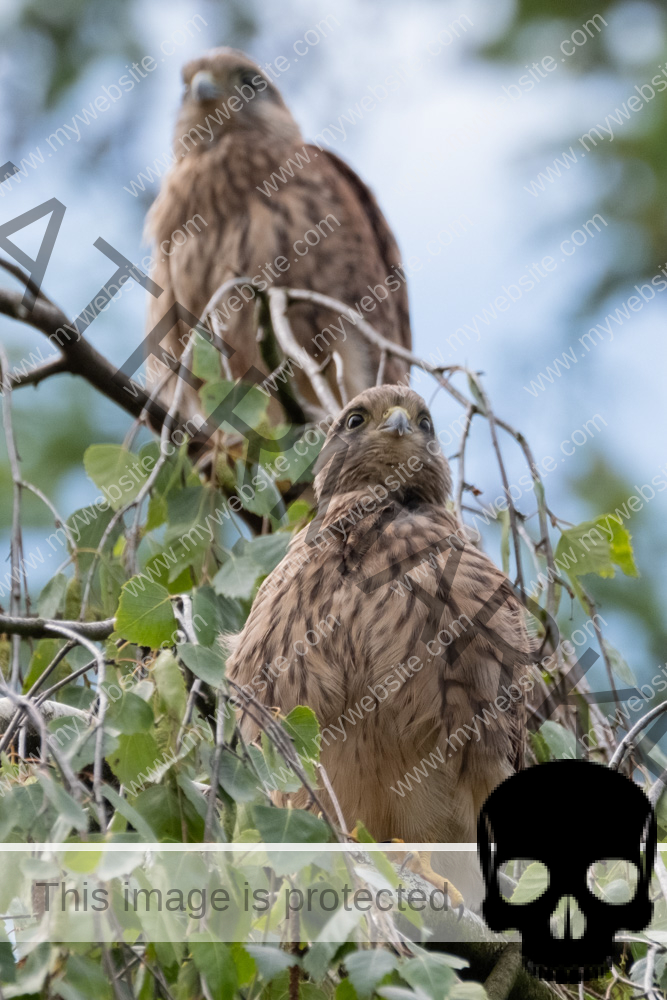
[[10, 357, 68, 389], [455, 404, 476, 522], [609, 700, 667, 770], [0, 613, 115, 640], [0, 343, 24, 688], [268, 287, 341, 415], [0, 256, 57, 308], [46, 622, 107, 831], [0, 287, 155, 419]]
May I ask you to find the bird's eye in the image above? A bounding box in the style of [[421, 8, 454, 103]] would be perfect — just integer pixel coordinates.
[[346, 413, 365, 429], [419, 415, 432, 433], [240, 72, 256, 87]]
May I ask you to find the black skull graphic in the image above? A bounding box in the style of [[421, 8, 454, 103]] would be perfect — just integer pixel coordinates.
[[477, 760, 656, 981]]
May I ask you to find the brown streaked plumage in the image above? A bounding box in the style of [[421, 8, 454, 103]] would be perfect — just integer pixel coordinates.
[[225, 385, 531, 907], [145, 48, 411, 418]]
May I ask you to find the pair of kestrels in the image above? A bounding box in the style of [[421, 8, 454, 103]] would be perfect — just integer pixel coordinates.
[[146, 48, 530, 908]]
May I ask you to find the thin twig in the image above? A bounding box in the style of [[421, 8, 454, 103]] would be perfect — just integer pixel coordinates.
[[36, 657, 100, 704], [46, 623, 107, 832], [268, 288, 341, 415], [316, 761, 351, 838], [0, 640, 74, 754], [226, 679, 341, 838], [19, 480, 78, 557], [332, 351, 348, 406], [455, 404, 475, 522], [0, 684, 85, 799], [204, 690, 225, 843], [644, 944, 660, 1000], [375, 349, 387, 386], [0, 344, 24, 688], [10, 357, 68, 389], [609, 701, 667, 770]]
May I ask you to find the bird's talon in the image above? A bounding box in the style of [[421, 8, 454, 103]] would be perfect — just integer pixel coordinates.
[[457, 903, 465, 921]]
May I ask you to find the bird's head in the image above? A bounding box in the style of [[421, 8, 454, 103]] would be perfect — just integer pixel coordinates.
[[175, 48, 301, 151], [313, 385, 452, 507]]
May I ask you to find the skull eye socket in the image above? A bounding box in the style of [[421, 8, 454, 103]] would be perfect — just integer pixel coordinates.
[[587, 858, 640, 904], [500, 859, 549, 903]]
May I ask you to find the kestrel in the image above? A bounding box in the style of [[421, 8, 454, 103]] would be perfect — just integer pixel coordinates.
[[145, 48, 411, 419], [225, 385, 531, 908]]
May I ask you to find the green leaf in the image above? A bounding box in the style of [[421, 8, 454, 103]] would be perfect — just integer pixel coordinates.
[[336, 979, 359, 1000], [287, 500, 313, 525], [345, 950, 397, 997], [213, 555, 264, 600], [274, 432, 324, 485], [192, 586, 245, 645], [145, 494, 168, 531], [450, 985, 487, 1000], [116, 578, 178, 647], [83, 444, 143, 510], [376, 989, 426, 1000], [244, 945, 295, 980], [165, 486, 214, 546], [101, 783, 157, 840], [190, 938, 238, 1000], [555, 517, 638, 582], [213, 533, 292, 600], [139, 440, 193, 501], [283, 706, 320, 781], [153, 650, 187, 720], [107, 732, 161, 787], [142, 550, 193, 594], [232, 942, 256, 986], [0, 937, 15, 984], [235, 461, 284, 522], [467, 376, 487, 415], [253, 805, 331, 843], [99, 558, 126, 616], [67, 506, 121, 574], [199, 380, 270, 432], [218, 752, 262, 803], [38, 772, 87, 832], [401, 951, 457, 1000], [192, 329, 223, 382], [177, 644, 226, 686], [511, 861, 549, 904], [602, 640, 637, 686], [62, 954, 113, 1000], [555, 521, 612, 578], [243, 533, 292, 574], [37, 573, 68, 618], [528, 729, 551, 764], [539, 720, 576, 760], [602, 515, 639, 577], [23, 638, 66, 692], [104, 688, 154, 733]]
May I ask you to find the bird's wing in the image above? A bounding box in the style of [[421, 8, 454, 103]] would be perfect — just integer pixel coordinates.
[[226, 496, 529, 780], [313, 148, 412, 351], [338, 500, 530, 776]]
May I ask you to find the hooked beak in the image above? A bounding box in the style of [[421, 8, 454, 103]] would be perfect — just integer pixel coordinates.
[[379, 406, 413, 436], [190, 70, 223, 102]]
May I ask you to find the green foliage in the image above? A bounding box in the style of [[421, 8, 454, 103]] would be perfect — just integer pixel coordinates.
[[116, 578, 179, 646]]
